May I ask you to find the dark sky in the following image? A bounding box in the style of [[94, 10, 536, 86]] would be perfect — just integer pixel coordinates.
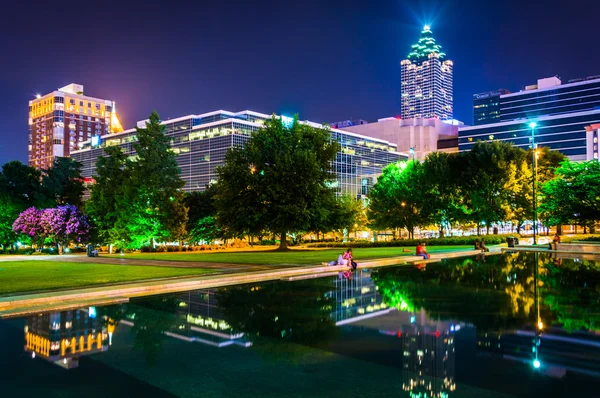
[[2, 0, 599, 166]]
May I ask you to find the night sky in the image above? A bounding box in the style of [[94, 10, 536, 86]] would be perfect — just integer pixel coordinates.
[[2, 0, 599, 166]]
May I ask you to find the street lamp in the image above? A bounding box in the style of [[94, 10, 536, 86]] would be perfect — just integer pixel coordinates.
[[529, 122, 537, 245], [409, 147, 415, 161]]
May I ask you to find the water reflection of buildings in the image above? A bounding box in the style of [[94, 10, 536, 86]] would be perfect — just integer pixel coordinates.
[[330, 269, 390, 325], [24, 308, 110, 369], [173, 290, 251, 348], [331, 270, 457, 397]]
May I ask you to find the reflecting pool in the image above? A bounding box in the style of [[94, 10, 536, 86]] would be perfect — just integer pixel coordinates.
[[1, 252, 600, 397]]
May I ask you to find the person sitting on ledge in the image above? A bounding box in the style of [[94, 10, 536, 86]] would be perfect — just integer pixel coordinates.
[[416, 242, 430, 260], [474, 239, 481, 251], [549, 233, 561, 250], [480, 239, 489, 252]]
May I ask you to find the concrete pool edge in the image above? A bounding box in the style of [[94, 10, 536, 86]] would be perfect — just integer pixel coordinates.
[[0, 248, 489, 318]]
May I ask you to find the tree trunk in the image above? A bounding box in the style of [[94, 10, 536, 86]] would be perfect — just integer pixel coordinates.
[[486, 225, 490, 235], [109, 244, 113, 254], [477, 224, 481, 236], [439, 225, 444, 238], [277, 231, 288, 251], [557, 225, 562, 235], [584, 225, 588, 234]]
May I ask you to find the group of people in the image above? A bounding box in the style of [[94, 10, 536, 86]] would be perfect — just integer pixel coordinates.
[[474, 239, 489, 252]]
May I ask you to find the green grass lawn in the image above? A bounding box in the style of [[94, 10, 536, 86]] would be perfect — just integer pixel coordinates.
[[108, 245, 472, 265], [0, 261, 212, 296]]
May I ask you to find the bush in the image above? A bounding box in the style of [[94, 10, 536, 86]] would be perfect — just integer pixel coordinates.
[[306, 234, 518, 248]]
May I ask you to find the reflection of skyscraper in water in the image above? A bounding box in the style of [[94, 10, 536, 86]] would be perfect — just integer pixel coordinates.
[[400, 310, 457, 397], [174, 290, 251, 347], [329, 269, 389, 325], [24, 308, 109, 369]]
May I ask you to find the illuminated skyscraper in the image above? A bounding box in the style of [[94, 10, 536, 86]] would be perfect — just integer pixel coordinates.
[[28, 83, 123, 170], [401, 25, 453, 120]]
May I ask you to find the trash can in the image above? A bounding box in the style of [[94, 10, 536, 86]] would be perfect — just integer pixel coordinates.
[[86, 244, 94, 257], [507, 237, 515, 248]]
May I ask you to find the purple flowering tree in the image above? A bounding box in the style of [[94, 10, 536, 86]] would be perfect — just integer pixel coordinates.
[[40, 205, 91, 254], [12, 207, 43, 248], [13, 205, 91, 253]]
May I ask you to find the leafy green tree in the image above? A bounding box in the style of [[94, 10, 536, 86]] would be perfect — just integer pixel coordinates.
[[540, 160, 600, 232], [86, 146, 132, 249], [215, 115, 339, 250], [367, 161, 431, 239], [461, 142, 516, 234], [422, 152, 466, 236], [503, 152, 533, 235], [126, 111, 187, 246], [40, 157, 85, 207], [185, 185, 228, 243], [0, 161, 43, 248]]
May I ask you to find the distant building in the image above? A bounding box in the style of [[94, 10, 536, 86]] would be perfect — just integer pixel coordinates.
[[473, 89, 510, 125], [460, 76, 600, 160], [28, 83, 123, 170], [401, 25, 453, 120], [330, 119, 368, 129], [585, 123, 600, 161], [71, 110, 405, 200], [340, 117, 461, 161]]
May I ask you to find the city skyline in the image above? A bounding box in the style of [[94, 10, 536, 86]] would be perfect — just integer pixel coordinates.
[[2, 0, 600, 165]]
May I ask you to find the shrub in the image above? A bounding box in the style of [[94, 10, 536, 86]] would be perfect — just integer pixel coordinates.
[[306, 234, 518, 248]]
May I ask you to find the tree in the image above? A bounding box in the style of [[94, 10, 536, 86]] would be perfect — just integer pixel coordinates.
[[215, 115, 339, 250], [0, 161, 43, 248], [127, 111, 187, 245], [503, 151, 533, 235], [422, 152, 466, 236], [539, 160, 600, 232], [86, 146, 132, 249], [40, 157, 85, 207], [0, 160, 43, 207], [185, 186, 228, 244], [12, 207, 44, 248], [461, 142, 516, 234], [367, 161, 431, 239], [38, 205, 91, 253]]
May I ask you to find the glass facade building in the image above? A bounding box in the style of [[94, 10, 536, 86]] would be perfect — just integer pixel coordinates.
[[401, 26, 453, 120], [71, 110, 405, 199], [461, 76, 600, 160], [472, 89, 510, 125], [500, 77, 600, 121], [459, 110, 600, 160]]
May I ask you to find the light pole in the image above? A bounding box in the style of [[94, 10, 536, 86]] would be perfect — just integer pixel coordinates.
[[529, 121, 538, 245], [409, 147, 415, 162]]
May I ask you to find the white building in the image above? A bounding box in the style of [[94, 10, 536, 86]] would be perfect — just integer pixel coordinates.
[[401, 25, 453, 120], [340, 117, 460, 161]]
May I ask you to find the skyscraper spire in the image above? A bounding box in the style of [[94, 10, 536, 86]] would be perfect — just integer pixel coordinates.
[[401, 25, 453, 120], [407, 25, 446, 63]]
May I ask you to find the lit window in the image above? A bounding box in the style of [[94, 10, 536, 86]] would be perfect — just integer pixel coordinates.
[[488, 134, 494, 140]]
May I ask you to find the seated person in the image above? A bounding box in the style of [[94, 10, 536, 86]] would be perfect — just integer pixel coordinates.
[[343, 248, 358, 270], [480, 239, 489, 252], [337, 253, 348, 266], [550, 233, 561, 250], [474, 239, 481, 250], [416, 242, 430, 259]]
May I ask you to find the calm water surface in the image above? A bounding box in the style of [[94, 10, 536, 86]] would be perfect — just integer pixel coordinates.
[[1, 252, 600, 397]]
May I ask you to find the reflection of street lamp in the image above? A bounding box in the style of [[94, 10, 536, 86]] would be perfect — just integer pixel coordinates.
[[533, 251, 542, 370], [529, 121, 538, 245]]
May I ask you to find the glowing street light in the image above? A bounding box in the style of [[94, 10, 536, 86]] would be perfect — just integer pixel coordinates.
[[529, 121, 538, 245]]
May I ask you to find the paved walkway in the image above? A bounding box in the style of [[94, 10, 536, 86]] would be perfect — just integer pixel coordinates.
[[0, 248, 492, 318]]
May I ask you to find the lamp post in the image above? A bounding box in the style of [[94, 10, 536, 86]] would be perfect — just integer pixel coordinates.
[[529, 122, 537, 245], [409, 147, 415, 162]]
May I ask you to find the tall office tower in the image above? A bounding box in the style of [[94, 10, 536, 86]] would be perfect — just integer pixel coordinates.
[[401, 25, 453, 120], [472, 89, 511, 125], [28, 83, 123, 170]]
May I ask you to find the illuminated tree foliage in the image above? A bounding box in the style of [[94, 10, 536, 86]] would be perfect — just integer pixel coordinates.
[[539, 160, 600, 232], [214, 115, 339, 250], [185, 186, 228, 244], [367, 161, 432, 238], [86, 112, 188, 248]]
